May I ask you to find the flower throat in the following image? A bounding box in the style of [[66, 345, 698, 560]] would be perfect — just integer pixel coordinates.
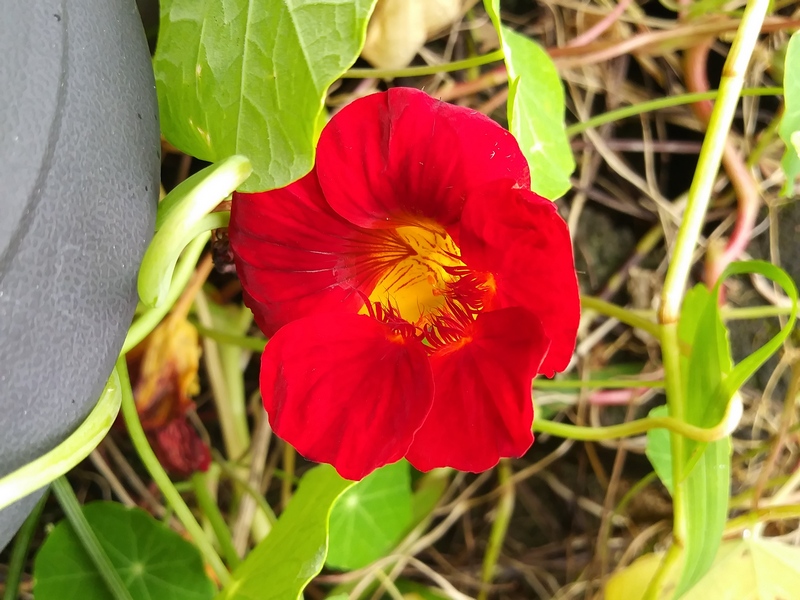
[[363, 222, 496, 351]]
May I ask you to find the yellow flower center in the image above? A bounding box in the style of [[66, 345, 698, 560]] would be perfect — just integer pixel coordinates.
[[364, 223, 465, 327]]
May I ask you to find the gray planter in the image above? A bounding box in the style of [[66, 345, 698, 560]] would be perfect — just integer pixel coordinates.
[[0, 0, 159, 549]]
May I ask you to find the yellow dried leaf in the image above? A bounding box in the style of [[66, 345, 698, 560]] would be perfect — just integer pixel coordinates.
[[605, 539, 800, 600], [130, 316, 201, 430]]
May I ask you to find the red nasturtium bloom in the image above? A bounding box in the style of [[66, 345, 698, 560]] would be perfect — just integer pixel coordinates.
[[228, 88, 579, 481]]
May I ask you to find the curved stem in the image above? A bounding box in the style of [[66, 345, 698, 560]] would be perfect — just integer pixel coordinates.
[[580, 295, 661, 337], [139, 156, 250, 308], [566, 87, 782, 137], [533, 400, 736, 442], [117, 358, 230, 585], [342, 49, 505, 79], [192, 321, 267, 352], [534, 378, 664, 389], [52, 477, 134, 600], [123, 234, 209, 354], [0, 370, 121, 511]]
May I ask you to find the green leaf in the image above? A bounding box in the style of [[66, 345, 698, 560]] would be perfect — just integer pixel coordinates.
[[683, 539, 800, 600], [327, 461, 413, 570], [667, 261, 797, 597], [410, 468, 450, 526], [154, 0, 377, 192], [606, 539, 800, 600], [327, 460, 412, 570], [717, 262, 798, 403], [483, 0, 575, 199], [644, 405, 673, 494], [217, 465, 354, 600], [34, 502, 215, 600], [676, 437, 731, 597], [779, 32, 800, 196], [680, 283, 732, 473], [669, 283, 732, 597]]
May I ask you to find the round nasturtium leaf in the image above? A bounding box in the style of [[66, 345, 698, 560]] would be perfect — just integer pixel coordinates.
[[326, 460, 414, 570], [34, 501, 215, 600]]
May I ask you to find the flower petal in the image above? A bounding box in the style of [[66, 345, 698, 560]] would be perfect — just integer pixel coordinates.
[[460, 183, 579, 375], [405, 307, 549, 472], [261, 313, 434, 480], [316, 88, 530, 229], [230, 172, 381, 336]]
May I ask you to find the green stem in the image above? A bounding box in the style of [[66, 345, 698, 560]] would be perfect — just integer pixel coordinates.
[[123, 233, 209, 354], [623, 305, 793, 322], [534, 378, 664, 389], [659, 3, 771, 324], [648, 2, 771, 595], [659, 323, 688, 549], [192, 321, 267, 352], [51, 478, 135, 600], [342, 49, 505, 79], [213, 455, 278, 524], [117, 358, 230, 585], [722, 305, 793, 320], [614, 472, 659, 517], [533, 406, 732, 443], [194, 292, 251, 461], [726, 504, 800, 533], [478, 461, 514, 600], [139, 156, 251, 308], [0, 371, 121, 511], [3, 490, 49, 600], [191, 472, 241, 569], [643, 544, 683, 600], [566, 86, 782, 137], [580, 295, 662, 337]]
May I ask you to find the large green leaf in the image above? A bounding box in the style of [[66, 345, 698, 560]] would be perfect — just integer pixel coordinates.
[[483, 0, 575, 199], [679, 284, 732, 473], [327, 461, 413, 570], [671, 283, 732, 597], [644, 261, 798, 597], [779, 32, 800, 196], [34, 502, 215, 600], [154, 0, 376, 192], [217, 465, 354, 600]]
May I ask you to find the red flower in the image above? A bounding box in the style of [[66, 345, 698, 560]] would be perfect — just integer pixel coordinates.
[[151, 419, 211, 479], [229, 88, 579, 480]]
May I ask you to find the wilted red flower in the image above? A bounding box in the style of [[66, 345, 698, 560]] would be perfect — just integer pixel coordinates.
[[126, 315, 211, 478], [229, 88, 579, 480], [151, 418, 211, 479]]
